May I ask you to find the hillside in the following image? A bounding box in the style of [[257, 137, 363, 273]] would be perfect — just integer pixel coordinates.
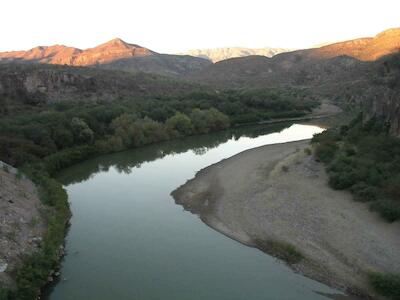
[[0, 163, 46, 291], [305, 28, 400, 61], [189, 28, 400, 88], [182, 47, 291, 62], [0, 39, 211, 77], [0, 63, 204, 109]]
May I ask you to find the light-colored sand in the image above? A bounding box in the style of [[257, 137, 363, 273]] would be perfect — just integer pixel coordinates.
[[172, 140, 400, 299]]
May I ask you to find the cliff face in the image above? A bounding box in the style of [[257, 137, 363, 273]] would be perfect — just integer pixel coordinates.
[[341, 54, 400, 136], [359, 87, 400, 135], [0, 64, 202, 105]]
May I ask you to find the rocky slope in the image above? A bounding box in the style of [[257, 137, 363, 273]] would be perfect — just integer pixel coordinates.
[[182, 47, 291, 62], [0, 63, 204, 105], [0, 39, 211, 77], [0, 163, 46, 289]]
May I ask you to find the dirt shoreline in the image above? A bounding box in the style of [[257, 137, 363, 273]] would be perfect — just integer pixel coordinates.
[[172, 140, 400, 300]]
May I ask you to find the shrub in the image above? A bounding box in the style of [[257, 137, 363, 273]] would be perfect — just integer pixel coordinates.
[[166, 112, 193, 136], [368, 272, 400, 299], [328, 171, 357, 189], [350, 182, 378, 202], [369, 199, 400, 222], [254, 239, 304, 265], [314, 141, 338, 163], [304, 147, 312, 155]]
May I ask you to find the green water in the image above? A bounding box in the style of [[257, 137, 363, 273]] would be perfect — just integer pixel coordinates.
[[46, 123, 349, 300]]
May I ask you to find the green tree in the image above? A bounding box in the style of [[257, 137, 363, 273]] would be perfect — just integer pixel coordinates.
[[71, 117, 94, 144], [166, 112, 193, 136]]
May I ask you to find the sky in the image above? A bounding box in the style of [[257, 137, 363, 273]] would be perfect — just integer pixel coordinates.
[[1, 0, 399, 53]]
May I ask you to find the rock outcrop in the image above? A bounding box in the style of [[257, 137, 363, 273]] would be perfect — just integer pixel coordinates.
[[0, 163, 46, 289], [0, 64, 202, 105]]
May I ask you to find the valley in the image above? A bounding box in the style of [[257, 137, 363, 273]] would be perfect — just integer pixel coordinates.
[[0, 25, 399, 300]]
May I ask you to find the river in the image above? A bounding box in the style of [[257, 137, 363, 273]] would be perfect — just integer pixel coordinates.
[[45, 123, 349, 300]]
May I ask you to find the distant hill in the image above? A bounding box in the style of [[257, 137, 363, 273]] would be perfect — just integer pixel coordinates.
[[181, 47, 291, 62], [188, 28, 400, 88], [0, 39, 211, 77]]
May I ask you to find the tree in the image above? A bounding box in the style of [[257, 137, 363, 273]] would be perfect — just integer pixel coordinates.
[[166, 112, 193, 136], [70, 117, 94, 144]]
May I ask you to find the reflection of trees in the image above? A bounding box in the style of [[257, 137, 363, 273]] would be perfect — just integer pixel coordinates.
[[57, 122, 292, 186], [192, 147, 207, 156]]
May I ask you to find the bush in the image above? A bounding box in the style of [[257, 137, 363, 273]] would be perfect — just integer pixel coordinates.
[[370, 199, 400, 222], [368, 272, 400, 299], [314, 141, 338, 163], [350, 182, 378, 202], [304, 148, 312, 155], [0, 288, 14, 300], [328, 171, 357, 189], [166, 112, 193, 136], [254, 239, 304, 265]]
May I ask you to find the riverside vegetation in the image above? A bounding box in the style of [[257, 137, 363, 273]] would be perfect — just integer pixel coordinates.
[[312, 116, 400, 299], [0, 87, 318, 299]]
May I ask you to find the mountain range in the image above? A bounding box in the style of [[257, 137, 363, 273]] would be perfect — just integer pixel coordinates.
[[0, 28, 399, 133], [189, 28, 400, 87], [181, 47, 291, 62], [1, 28, 399, 81], [0, 38, 211, 77]]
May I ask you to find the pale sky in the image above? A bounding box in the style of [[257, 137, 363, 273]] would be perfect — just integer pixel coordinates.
[[1, 0, 399, 53]]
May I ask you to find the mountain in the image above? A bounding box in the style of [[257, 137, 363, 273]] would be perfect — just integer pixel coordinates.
[[0, 39, 211, 76], [181, 47, 291, 62], [304, 28, 400, 61], [189, 28, 400, 88]]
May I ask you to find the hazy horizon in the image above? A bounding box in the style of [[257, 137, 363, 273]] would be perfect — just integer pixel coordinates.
[[1, 0, 400, 54]]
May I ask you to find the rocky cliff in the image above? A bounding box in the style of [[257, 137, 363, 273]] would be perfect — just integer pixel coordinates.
[[358, 54, 400, 136], [0, 64, 202, 106]]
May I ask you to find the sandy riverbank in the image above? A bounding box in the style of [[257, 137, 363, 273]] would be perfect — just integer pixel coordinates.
[[172, 140, 400, 299]]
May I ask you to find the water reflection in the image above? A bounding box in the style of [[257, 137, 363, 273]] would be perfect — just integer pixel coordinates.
[[57, 122, 291, 185], [47, 121, 353, 300]]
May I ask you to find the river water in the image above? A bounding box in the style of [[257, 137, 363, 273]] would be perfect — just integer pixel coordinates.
[[46, 123, 348, 300]]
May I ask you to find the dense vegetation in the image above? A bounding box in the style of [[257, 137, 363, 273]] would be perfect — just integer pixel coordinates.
[[368, 272, 400, 300], [313, 115, 400, 222], [0, 88, 318, 169], [312, 115, 400, 299]]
